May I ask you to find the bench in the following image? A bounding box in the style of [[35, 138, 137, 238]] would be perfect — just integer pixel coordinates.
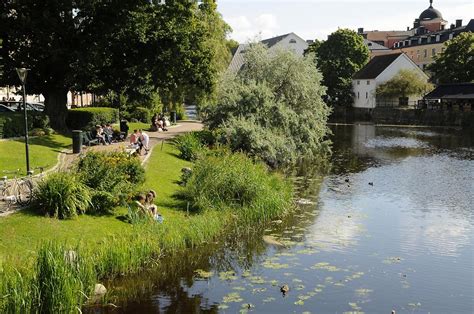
[[82, 131, 99, 146]]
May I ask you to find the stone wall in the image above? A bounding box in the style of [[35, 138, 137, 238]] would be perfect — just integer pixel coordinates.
[[330, 106, 474, 128]]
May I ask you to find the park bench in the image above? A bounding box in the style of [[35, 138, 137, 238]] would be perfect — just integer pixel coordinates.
[[81, 131, 99, 146]]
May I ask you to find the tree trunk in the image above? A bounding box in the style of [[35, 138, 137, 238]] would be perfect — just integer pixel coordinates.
[[44, 88, 69, 131]]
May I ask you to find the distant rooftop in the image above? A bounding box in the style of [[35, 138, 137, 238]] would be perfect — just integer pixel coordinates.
[[353, 53, 403, 79]]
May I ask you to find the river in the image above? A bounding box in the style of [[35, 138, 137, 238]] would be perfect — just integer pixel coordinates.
[[92, 124, 474, 313]]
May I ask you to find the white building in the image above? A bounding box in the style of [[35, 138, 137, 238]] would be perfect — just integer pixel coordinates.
[[352, 53, 428, 108], [228, 33, 309, 73]]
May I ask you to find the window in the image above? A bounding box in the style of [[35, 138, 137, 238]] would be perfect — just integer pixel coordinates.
[[357, 92, 360, 99], [427, 36, 431, 43], [289, 39, 297, 44], [449, 33, 454, 40], [432, 48, 436, 56], [365, 92, 368, 99], [357, 80, 360, 85], [367, 80, 370, 85], [424, 49, 427, 58], [436, 35, 440, 42]]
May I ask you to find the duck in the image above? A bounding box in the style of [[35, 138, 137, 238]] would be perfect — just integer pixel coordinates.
[[368, 182, 374, 186], [280, 284, 290, 296]]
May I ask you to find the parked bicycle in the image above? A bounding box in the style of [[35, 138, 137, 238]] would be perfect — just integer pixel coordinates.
[[0, 166, 47, 209]]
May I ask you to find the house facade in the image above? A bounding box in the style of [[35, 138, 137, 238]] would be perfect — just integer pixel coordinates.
[[353, 53, 429, 109], [228, 33, 309, 73]]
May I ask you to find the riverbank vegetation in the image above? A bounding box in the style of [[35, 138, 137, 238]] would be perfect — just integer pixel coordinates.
[[0, 137, 294, 312]]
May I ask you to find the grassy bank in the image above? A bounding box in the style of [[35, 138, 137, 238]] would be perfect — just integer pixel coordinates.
[[0, 142, 292, 312], [0, 134, 71, 175]]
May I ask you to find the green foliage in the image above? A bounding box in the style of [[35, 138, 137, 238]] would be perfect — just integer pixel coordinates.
[[376, 69, 433, 99], [173, 133, 206, 161], [1, 112, 50, 138], [36, 243, 95, 313], [427, 32, 474, 83], [33, 173, 91, 219], [77, 152, 145, 214], [175, 104, 188, 121], [180, 152, 293, 223], [66, 107, 119, 130], [314, 29, 370, 106], [204, 43, 331, 167], [124, 106, 151, 123]]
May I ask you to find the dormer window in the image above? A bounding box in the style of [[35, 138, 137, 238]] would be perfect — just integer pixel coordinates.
[[289, 39, 297, 44]]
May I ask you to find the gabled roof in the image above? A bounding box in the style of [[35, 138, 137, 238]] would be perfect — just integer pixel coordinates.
[[261, 33, 292, 48], [425, 83, 474, 99], [353, 53, 402, 79], [364, 39, 389, 51]]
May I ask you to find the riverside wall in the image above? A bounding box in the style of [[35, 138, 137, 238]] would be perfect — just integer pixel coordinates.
[[330, 106, 474, 128]]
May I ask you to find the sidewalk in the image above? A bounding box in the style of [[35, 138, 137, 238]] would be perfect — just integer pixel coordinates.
[[0, 121, 203, 216]]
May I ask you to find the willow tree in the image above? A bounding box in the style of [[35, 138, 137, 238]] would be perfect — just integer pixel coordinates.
[[376, 69, 433, 102], [204, 44, 331, 168]]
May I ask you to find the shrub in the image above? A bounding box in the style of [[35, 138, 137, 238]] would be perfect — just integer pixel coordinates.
[[123, 106, 151, 123], [66, 107, 119, 130], [33, 172, 91, 219], [180, 153, 293, 223], [173, 132, 206, 161], [1, 112, 50, 138], [77, 152, 145, 213], [175, 104, 187, 121]]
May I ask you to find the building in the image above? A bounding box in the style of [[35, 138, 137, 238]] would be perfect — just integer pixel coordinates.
[[358, 1, 473, 69], [424, 83, 474, 110], [352, 53, 429, 109], [364, 39, 391, 58], [228, 33, 309, 73]]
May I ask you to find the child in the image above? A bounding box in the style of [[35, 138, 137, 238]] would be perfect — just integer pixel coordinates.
[[145, 190, 164, 223]]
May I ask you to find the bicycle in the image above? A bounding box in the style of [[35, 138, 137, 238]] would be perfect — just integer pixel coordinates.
[[0, 166, 47, 208]]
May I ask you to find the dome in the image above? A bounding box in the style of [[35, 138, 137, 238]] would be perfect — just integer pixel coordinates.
[[419, 1, 443, 20]]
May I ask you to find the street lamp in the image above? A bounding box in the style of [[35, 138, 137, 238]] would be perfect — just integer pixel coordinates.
[[16, 68, 30, 175]]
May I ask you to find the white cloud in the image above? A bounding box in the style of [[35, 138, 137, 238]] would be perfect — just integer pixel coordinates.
[[225, 13, 280, 42]]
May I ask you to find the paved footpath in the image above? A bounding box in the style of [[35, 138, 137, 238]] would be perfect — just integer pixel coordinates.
[[0, 121, 203, 216]]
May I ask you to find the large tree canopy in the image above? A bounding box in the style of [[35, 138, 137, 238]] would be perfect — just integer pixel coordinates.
[[310, 29, 369, 107], [427, 32, 474, 84], [0, 0, 227, 129], [203, 44, 331, 168]]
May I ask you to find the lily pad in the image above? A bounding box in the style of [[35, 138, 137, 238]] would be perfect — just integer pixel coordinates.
[[294, 299, 305, 306], [219, 271, 237, 281], [223, 292, 243, 303], [194, 269, 214, 279], [262, 297, 276, 303]]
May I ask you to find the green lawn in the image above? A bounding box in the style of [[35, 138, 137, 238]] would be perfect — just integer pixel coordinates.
[[0, 134, 71, 176], [0, 142, 229, 265]]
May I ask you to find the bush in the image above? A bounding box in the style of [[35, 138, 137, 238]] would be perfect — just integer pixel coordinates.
[[77, 152, 145, 214], [175, 104, 187, 121], [123, 106, 151, 123], [180, 153, 293, 223], [66, 107, 119, 130], [173, 132, 206, 161], [33, 172, 91, 219], [1, 112, 50, 138]]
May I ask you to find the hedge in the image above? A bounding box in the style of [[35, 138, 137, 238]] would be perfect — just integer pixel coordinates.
[[66, 107, 119, 130], [0, 112, 50, 138]]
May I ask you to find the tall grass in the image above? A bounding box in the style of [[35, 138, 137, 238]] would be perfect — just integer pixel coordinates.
[[180, 152, 293, 223]]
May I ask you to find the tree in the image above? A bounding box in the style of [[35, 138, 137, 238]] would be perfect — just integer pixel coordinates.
[[313, 29, 369, 107], [0, 0, 226, 129], [427, 32, 474, 84], [376, 69, 433, 102], [203, 44, 331, 168]]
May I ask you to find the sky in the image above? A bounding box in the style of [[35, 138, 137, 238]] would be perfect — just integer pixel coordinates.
[[217, 0, 474, 43]]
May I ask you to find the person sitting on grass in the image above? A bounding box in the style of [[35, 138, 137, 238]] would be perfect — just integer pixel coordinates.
[[145, 190, 163, 223], [130, 194, 149, 220]]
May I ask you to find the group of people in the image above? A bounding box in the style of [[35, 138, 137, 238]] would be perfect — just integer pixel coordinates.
[[95, 124, 114, 145], [151, 113, 169, 132], [132, 190, 163, 223], [129, 129, 150, 155]]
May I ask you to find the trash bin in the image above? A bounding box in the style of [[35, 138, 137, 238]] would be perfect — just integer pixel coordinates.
[[72, 130, 83, 154], [170, 111, 177, 124]]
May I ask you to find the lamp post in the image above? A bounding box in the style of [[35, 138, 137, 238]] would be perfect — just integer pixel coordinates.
[[16, 68, 30, 175]]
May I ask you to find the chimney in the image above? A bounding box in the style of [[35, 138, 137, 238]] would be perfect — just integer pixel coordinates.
[[456, 19, 463, 27], [358, 28, 364, 34], [450, 24, 455, 29], [407, 26, 410, 31]]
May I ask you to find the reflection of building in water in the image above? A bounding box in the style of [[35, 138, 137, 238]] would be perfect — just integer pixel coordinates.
[[351, 124, 376, 156]]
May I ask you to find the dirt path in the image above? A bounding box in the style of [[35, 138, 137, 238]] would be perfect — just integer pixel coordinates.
[[0, 121, 203, 216]]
